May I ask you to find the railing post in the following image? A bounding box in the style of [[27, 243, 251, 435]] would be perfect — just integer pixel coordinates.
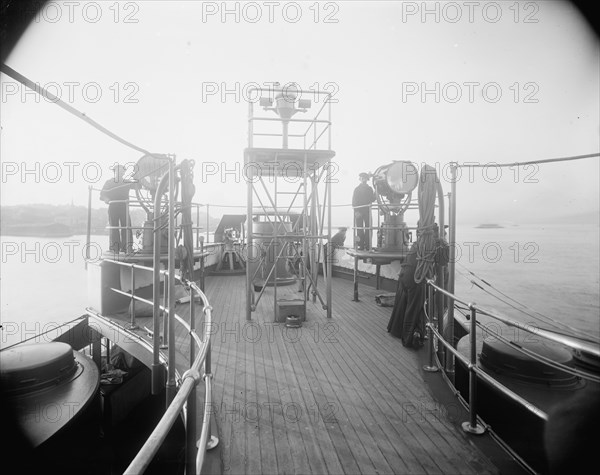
[[206, 203, 210, 244], [129, 263, 138, 330], [126, 198, 131, 254], [446, 163, 457, 374], [462, 304, 485, 435], [161, 270, 168, 349], [186, 285, 198, 475], [352, 255, 359, 302], [246, 150, 254, 321], [166, 159, 177, 405], [326, 170, 332, 318], [328, 94, 332, 148], [423, 282, 439, 372], [204, 337, 219, 451], [200, 236, 205, 292], [152, 175, 166, 395], [196, 204, 200, 249]]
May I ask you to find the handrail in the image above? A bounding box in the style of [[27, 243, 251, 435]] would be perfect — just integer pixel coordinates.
[[425, 319, 549, 421], [196, 372, 214, 471], [102, 259, 210, 360], [103, 252, 216, 474], [107, 288, 203, 352], [424, 278, 600, 437], [474, 318, 600, 384], [124, 281, 214, 475], [85, 307, 169, 368], [101, 255, 218, 474], [427, 280, 600, 358], [424, 285, 539, 435]]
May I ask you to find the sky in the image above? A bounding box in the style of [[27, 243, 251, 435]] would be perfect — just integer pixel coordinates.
[[1, 0, 598, 226]]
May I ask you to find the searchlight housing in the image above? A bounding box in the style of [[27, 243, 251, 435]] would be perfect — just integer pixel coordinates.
[[373, 161, 419, 215], [372, 160, 419, 252]]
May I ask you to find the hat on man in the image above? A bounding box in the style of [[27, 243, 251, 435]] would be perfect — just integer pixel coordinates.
[[359, 172, 369, 179]]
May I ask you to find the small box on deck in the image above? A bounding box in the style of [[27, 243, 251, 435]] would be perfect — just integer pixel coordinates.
[[276, 298, 305, 323]]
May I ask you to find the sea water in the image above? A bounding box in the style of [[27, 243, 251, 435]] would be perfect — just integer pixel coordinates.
[[1, 224, 598, 349], [451, 223, 599, 341]]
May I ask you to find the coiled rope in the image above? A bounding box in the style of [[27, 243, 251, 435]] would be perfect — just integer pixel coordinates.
[[414, 164, 439, 284]]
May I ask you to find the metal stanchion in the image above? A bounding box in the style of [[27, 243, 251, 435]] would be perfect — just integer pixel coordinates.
[[186, 285, 198, 475], [423, 284, 439, 372], [128, 263, 138, 329], [352, 255, 359, 302], [461, 304, 485, 435], [204, 305, 219, 451], [161, 270, 168, 349], [166, 158, 177, 405], [200, 237, 205, 292]]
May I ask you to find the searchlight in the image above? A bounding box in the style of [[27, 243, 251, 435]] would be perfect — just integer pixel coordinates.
[[372, 161, 419, 252]]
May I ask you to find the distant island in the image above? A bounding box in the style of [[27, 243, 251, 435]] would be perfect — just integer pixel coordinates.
[[1, 203, 109, 237], [475, 224, 504, 229]]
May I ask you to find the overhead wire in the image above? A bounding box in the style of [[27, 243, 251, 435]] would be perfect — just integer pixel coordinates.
[[1, 64, 155, 156]]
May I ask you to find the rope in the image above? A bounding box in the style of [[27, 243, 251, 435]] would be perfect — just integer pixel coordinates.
[[414, 224, 437, 283], [1, 64, 153, 156], [414, 164, 440, 284]]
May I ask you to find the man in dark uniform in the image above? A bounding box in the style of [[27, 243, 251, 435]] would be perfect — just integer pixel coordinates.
[[352, 172, 375, 250], [100, 164, 137, 252]]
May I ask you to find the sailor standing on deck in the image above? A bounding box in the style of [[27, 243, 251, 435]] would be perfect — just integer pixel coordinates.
[[352, 172, 375, 250], [100, 164, 137, 253]]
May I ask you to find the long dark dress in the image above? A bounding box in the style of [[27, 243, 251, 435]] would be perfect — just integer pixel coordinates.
[[387, 244, 426, 348]]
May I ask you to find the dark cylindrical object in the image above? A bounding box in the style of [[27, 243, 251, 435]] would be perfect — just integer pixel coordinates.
[[252, 216, 295, 286]]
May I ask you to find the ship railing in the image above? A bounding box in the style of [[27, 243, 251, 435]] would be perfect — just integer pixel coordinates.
[[305, 202, 421, 250], [100, 257, 217, 475], [424, 279, 600, 435]]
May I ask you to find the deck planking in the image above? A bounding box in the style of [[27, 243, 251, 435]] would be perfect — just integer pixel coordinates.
[[203, 275, 498, 475], [102, 274, 498, 475]]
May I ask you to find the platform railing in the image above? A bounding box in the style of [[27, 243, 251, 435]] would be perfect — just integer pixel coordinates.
[[85, 268, 217, 474], [102, 257, 219, 475], [246, 86, 333, 151], [424, 279, 600, 435], [301, 91, 333, 151]]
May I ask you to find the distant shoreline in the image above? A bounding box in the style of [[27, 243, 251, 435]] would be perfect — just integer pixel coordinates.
[[1, 223, 75, 238], [475, 223, 504, 229]]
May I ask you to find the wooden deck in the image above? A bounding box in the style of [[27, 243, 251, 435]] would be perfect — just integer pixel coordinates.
[[194, 274, 498, 475]]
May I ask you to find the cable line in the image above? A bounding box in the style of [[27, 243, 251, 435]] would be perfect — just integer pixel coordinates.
[[1, 63, 153, 156]]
